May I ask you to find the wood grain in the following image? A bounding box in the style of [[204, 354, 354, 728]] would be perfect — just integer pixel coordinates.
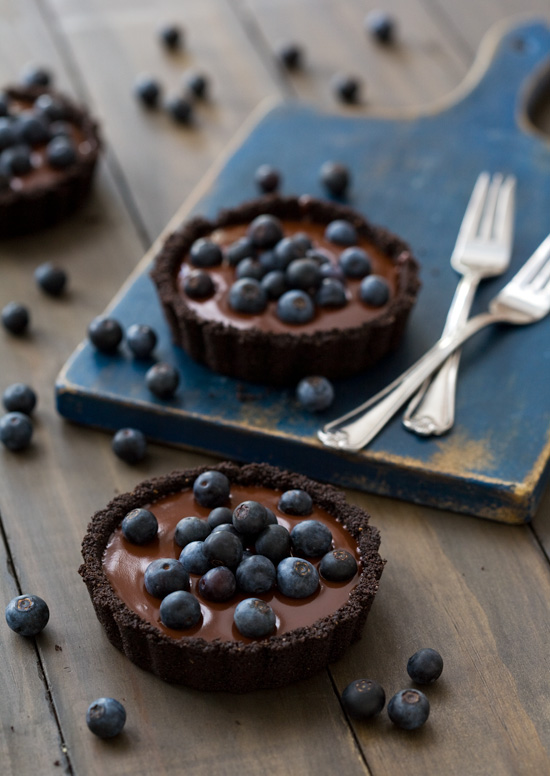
[[0, 0, 549, 774]]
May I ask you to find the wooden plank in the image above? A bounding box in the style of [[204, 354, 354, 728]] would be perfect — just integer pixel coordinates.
[[44, 0, 283, 240], [235, 0, 467, 109], [331, 492, 550, 775], [0, 523, 68, 773]]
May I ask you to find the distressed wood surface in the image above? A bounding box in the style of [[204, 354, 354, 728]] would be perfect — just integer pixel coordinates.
[[0, 0, 549, 774]]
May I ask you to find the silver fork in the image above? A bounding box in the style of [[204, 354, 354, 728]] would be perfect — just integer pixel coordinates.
[[318, 233, 550, 452], [403, 172, 516, 436]]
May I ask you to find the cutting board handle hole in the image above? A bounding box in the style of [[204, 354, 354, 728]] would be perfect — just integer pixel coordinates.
[[523, 60, 550, 139]]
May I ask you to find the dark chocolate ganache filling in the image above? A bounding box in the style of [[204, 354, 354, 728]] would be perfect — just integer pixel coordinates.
[[176, 221, 398, 334], [103, 483, 361, 643]]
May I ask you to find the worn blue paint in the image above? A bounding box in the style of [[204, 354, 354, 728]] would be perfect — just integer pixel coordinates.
[[56, 21, 550, 523]]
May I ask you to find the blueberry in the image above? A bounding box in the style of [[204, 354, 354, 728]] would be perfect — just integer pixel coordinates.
[[5, 594, 49, 636], [232, 500, 269, 535], [278, 489, 313, 516], [48, 121, 73, 140], [320, 161, 350, 197], [34, 262, 67, 296], [407, 648, 444, 684], [2, 383, 37, 415], [234, 598, 276, 639], [207, 506, 233, 528], [320, 549, 358, 581], [174, 516, 211, 547], [203, 530, 243, 569], [34, 93, 67, 122], [160, 590, 202, 629], [112, 428, 147, 464], [20, 64, 52, 87], [274, 236, 304, 269], [228, 278, 267, 314], [277, 42, 303, 70], [341, 679, 386, 719], [258, 250, 279, 273], [144, 558, 189, 599], [145, 362, 180, 399], [247, 214, 284, 249], [316, 278, 347, 308], [2, 302, 29, 335], [179, 541, 211, 575], [285, 258, 322, 290], [277, 557, 319, 598], [212, 523, 243, 540], [339, 246, 372, 279], [86, 698, 126, 739], [158, 23, 183, 50], [14, 113, 50, 146], [193, 470, 230, 508], [291, 233, 313, 254], [276, 289, 315, 324], [46, 135, 76, 168], [360, 275, 390, 306], [225, 236, 255, 267], [134, 75, 161, 108], [1, 145, 32, 176], [185, 71, 209, 99], [254, 164, 280, 194], [165, 95, 193, 124], [296, 375, 335, 412], [387, 689, 430, 730], [261, 270, 287, 300], [0, 412, 33, 451], [254, 524, 291, 565], [365, 10, 396, 44], [198, 566, 236, 602], [332, 73, 362, 104], [126, 323, 157, 359], [88, 316, 123, 354], [307, 248, 332, 266], [0, 118, 16, 152], [291, 520, 333, 557], [236, 554, 276, 595], [182, 269, 215, 299], [325, 219, 358, 246], [190, 238, 223, 268], [121, 508, 158, 545], [235, 257, 266, 281]]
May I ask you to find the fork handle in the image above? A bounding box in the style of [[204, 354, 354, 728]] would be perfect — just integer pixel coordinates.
[[318, 310, 500, 452], [402, 271, 481, 436]]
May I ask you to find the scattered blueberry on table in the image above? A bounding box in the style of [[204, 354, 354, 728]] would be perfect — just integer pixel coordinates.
[[255, 164, 281, 194], [296, 375, 335, 412], [111, 427, 147, 464], [165, 94, 193, 125], [145, 362, 180, 399], [5, 594, 49, 636], [158, 23, 183, 51], [0, 412, 33, 451], [387, 688, 430, 730], [134, 75, 162, 108], [126, 323, 157, 359], [2, 302, 30, 335], [88, 316, 123, 354], [19, 63, 52, 87], [341, 678, 386, 719], [2, 383, 37, 415], [276, 41, 304, 70], [365, 10, 396, 44], [319, 161, 350, 197], [184, 71, 209, 100], [332, 73, 362, 104], [86, 698, 126, 739], [407, 648, 444, 684], [34, 262, 68, 296]]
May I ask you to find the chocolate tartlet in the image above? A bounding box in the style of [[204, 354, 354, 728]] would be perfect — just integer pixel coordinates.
[[0, 85, 101, 236], [80, 462, 384, 693], [151, 195, 420, 385]]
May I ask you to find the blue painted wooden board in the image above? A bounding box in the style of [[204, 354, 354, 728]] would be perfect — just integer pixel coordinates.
[[56, 20, 550, 524]]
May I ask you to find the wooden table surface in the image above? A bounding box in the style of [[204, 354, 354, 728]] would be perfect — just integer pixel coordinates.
[[1, 1, 550, 774]]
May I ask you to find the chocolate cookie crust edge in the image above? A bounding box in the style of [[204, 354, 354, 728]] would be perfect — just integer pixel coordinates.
[[150, 195, 420, 385], [80, 461, 385, 693]]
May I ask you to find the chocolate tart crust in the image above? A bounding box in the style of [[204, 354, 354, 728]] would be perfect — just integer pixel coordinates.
[[80, 462, 385, 693], [0, 85, 101, 237], [151, 195, 420, 385]]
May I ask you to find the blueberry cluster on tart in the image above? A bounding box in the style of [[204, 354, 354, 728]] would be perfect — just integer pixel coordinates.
[[80, 462, 384, 693], [0, 85, 101, 236], [151, 195, 420, 385]]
